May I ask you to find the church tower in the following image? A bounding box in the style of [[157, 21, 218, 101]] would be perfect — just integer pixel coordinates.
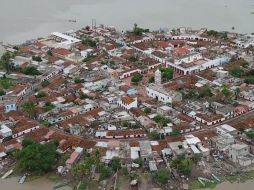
[[155, 69, 162, 85]]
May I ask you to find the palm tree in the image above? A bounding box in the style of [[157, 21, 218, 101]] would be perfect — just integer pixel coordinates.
[[21, 100, 36, 119]]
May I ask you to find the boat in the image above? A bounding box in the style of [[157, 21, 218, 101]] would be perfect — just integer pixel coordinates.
[[1, 169, 13, 179], [18, 175, 26, 184], [212, 173, 220, 182], [53, 181, 69, 189]]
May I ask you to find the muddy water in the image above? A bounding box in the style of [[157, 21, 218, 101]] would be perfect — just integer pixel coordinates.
[[0, 0, 254, 44], [0, 177, 72, 190], [203, 180, 254, 190]]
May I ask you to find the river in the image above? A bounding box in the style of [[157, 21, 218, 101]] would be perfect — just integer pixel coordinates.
[[0, 177, 72, 190], [0, 0, 254, 44]]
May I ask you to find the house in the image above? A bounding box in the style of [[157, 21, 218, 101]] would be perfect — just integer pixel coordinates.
[[66, 147, 83, 169], [216, 124, 237, 135], [117, 96, 138, 110], [211, 133, 235, 151], [228, 143, 254, 166], [0, 124, 12, 142]]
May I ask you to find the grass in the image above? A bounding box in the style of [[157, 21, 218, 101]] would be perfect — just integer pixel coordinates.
[[246, 170, 254, 178], [26, 175, 41, 182], [225, 175, 238, 183], [190, 180, 217, 189], [47, 174, 61, 182], [77, 182, 88, 190], [0, 76, 12, 89]]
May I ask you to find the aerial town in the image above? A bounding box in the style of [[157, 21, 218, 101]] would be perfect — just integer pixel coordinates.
[[0, 24, 254, 190]]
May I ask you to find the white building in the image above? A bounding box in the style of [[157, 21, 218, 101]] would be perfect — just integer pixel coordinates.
[[155, 69, 162, 85], [146, 84, 182, 104], [117, 96, 138, 110]]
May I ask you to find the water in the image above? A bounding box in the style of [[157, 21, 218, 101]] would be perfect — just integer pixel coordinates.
[[0, 0, 254, 44], [205, 180, 254, 190], [0, 177, 72, 190]]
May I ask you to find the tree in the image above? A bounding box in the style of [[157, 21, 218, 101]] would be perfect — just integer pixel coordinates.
[[153, 114, 171, 126], [36, 91, 48, 98], [144, 107, 151, 114], [149, 76, 155, 83], [242, 60, 249, 68], [198, 87, 212, 98], [171, 155, 193, 175], [32, 56, 42, 62], [22, 101, 36, 118], [23, 66, 41, 75], [154, 169, 171, 185], [0, 52, 13, 74], [132, 23, 149, 36], [131, 74, 143, 83], [82, 38, 97, 47], [41, 80, 50, 87], [161, 68, 174, 81], [229, 66, 245, 78], [0, 89, 5, 96], [234, 87, 241, 99], [170, 129, 181, 137], [47, 50, 53, 56], [133, 158, 144, 167], [149, 130, 160, 140], [100, 166, 110, 180], [43, 101, 55, 111], [74, 77, 83, 83], [14, 139, 59, 174], [111, 157, 121, 172]]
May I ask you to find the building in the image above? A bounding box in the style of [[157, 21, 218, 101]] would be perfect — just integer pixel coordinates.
[[117, 96, 138, 110], [155, 69, 162, 85], [146, 84, 182, 104]]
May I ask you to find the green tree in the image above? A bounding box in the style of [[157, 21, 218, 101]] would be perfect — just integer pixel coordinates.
[[14, 140, 59, 174], [131, 74, 143, 83], [0, 52, 13, 74], [171, 155, 193, 175], [154, 169, 171, 185], [229, 66, 245, 78], [43, 101, 55, 111], [149, 130, 160, 140], [100, 166, 110, 180], [47, 50, 53, 56], [74, 77, 83, 83], [41, 80, 50, 87], [161, 68, 174, 81], [32, 56, 42, 62], [22, 101, 36, 118], [198, 87, 212, 98], [144, 107, 151, 114], [23, 66, 41, 76], [82, 38, 97, 47], [234, 87, 241, 99], [36, 91, 48, 98], [170, 129, 181, 137], [149, 76, 155, 83], [111, 157, 121, 172]]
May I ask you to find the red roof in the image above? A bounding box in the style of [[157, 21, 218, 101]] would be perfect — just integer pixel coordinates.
[[53, 48, 71, 56]]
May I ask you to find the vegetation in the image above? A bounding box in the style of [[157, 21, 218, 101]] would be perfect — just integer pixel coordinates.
[[22, 101, 37, 118], [0, 75, 12, 89], [128, 55, 139, 62], [14, 139, 59, 174], [41, 80, 50, 87], [82, 54, 96, 62], [198, 87, 212, 98], [153, 168, 171, 185], [0, 89, 5, 96], [161, 68, 174, 81], [36, 91, 48, 98], [144, 107, 152, 114], [47, 50, 53, 56], [170, 129, 181, 137], [0, 52, 15, 74], [131, 74, 143, 83], [245, 131, 254, 140], [171, 155, 193, 175], [149, 130, 161, 140], [23, 66, 41, 76], [207, 30, 219, 37], [43, 101, 55, 111], [32, 55, 42, 62], [111, 157, 121, 172], [82, 38, 97, 47], [100, 166, 110, 180], [153, 114, 171, 126], [149, 76, 155, 83], [229, 66, 245, 78], [74, 77, 83, 83], [131, 23, 149, 36]]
